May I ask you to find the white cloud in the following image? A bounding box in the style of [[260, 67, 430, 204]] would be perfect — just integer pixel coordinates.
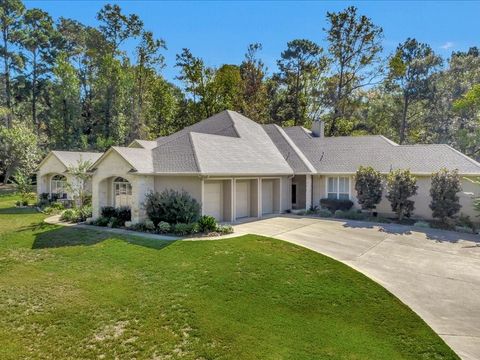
[[440, 41, 454, 50]]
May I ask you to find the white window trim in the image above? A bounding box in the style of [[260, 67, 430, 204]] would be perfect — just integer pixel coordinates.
[[325, 176, 351, 200]]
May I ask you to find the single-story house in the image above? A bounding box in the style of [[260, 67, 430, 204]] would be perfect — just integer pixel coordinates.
[[37, 110, 480, 223], [36, 151, 103, 201]]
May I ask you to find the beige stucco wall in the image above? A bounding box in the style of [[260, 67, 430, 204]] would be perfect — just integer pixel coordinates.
[[91, 150, 146, 221], [36, 154, 83, 199], [154, 176, 202, 202], [312, 174, 479, 221], [376, 176, 479, 220]]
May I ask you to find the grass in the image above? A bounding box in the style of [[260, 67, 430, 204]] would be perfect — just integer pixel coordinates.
[[0, 193, 459, 359]]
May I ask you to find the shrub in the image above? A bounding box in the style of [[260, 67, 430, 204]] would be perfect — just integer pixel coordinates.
[[317, 209, 332, 218], [78, 206, 92, 222], [60, 209, 76, 222], [93, 216, 110, 227], [108, 217, 122, 228], [457, 213, 476, 233], [157, 221, 171, 234], [51, 202, 65, 211], [355, 166, 383, 213], [144, 219, 156, 231], [15, 200, 21, 207], [145, 189, 201, 226], [197, 215, 217, 233], [101, 206, 117, 218], [320, 198, 353, 212], [386, 169, 418, 221], [414, 221, 430, 228], [172, 223, 191, 236], [216, 224, 234, 234], [22, 200, 29, 206], [115, 206, 131, 225], [430, 168, 462, 221]]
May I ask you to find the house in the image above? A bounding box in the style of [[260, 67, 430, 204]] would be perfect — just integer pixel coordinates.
[[36, 151, 103, 201], [37, 110, 480, 223]]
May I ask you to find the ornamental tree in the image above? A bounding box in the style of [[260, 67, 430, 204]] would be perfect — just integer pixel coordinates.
[[386, 169, 418, 221], [429, 168, 462, 221], [354, 166, 383, 214]]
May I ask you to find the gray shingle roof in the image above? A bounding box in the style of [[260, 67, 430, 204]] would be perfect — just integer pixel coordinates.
[[87, 111, 480, 177], [282, 127, 480, 175], [263, 124, 314, 173], [150, 110, 292, 175], [51, 151, 103, 168]]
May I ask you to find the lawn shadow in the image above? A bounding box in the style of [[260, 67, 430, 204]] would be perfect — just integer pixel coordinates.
[[31, 225, 176, 251], [341, 219, 480, 244], [0, 207, 39, 215]]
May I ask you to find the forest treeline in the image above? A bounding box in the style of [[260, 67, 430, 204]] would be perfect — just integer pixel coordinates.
[[0, 1, 479, 181]]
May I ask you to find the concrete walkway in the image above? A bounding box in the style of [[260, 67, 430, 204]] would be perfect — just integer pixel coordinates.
[[231, 215, 480, 360]]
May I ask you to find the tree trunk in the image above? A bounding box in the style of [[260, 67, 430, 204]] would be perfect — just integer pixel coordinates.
[[399, 94, 409, 144], [2, 27, 11, 127], [32, 51, 38, 135], [329, 63, 345, 136]]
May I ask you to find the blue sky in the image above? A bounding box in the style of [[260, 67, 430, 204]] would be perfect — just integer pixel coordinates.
[[25, 1, 480, 83]]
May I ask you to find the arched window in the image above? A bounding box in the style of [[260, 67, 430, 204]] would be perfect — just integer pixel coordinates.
[[113, 177, 132, 207], [51, 174, 67, 195]]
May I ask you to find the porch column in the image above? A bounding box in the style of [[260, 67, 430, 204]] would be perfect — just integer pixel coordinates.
[[131, 175, 154, 224], [305, 174, 312, 210]]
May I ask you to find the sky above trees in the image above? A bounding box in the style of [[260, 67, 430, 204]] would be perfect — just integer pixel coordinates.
[[24, 0, 480, 83]]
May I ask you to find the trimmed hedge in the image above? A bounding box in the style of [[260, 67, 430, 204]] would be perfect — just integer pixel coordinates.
[[320, 198, 354, 212]]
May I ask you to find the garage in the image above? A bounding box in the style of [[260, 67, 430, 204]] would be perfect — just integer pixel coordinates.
[[203, 181, 223, 221], [235, 180, 250, 219], [262, 179, 274, 215]]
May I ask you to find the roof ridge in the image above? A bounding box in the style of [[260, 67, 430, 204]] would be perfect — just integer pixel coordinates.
[[188, 133, 203, 173], [442, 144, 480, 169], [274, 124, 315, 173]]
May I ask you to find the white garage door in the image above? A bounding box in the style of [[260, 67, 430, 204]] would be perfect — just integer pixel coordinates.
[[262, 180, 274, 215], [204, 182, 223, 221], [236, 181, 250, 219]]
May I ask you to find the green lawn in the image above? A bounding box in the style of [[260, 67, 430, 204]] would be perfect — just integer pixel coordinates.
[[0, 192, 459, 360]]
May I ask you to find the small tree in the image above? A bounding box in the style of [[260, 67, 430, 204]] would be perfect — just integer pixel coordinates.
[[12, 171, 35, 205], [386, 169, 418, 221], [430, 169, 462, 221], [66, 159, 93, 208], [355, 166, 383, 214]]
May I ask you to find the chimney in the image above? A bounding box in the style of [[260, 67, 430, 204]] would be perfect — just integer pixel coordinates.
[[311, 120, 324, 138]]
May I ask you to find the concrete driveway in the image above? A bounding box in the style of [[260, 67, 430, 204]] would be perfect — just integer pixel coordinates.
[[232, 215, 480, 360]]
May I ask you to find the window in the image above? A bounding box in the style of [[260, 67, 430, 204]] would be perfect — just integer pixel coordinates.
[[327, 176, 350, 200], [51, 175, 67, 195], [113, 177, 132, 207]]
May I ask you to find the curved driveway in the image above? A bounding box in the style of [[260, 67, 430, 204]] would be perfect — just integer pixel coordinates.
[[232, 215, 480, 360]]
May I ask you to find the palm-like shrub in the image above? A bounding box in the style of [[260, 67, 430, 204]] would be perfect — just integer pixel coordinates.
[[355, 166, 383, 213], [386, 169, 418, 220], [145, 189, 201, 226], [430, 169, 462, 221]]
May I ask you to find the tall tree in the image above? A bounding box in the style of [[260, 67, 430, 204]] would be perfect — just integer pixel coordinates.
[[240, 43, 269, 123], [175, 48, 215, 119], [275, 39, 327, 126], [18, 8, 55, 135], [130, 30, 165, 140], [325, 6, 383, 135], [0, 0, 24, 125], [387, 38, 442, 144], [96, 3, 143, 141]]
